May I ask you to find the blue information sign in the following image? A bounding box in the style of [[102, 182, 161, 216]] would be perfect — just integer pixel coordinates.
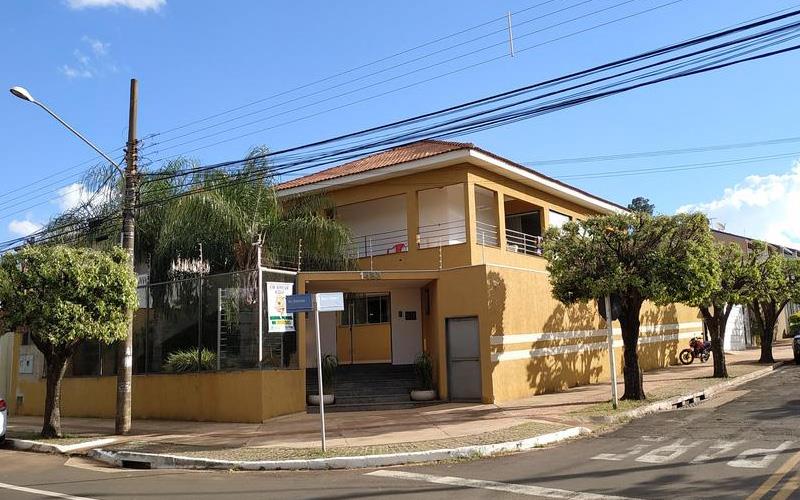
[[286, 293, 313, 313]]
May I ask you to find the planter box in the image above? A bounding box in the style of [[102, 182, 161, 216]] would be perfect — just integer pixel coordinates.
[[307, 394, 334, 406], [410, 389, 436, 401]]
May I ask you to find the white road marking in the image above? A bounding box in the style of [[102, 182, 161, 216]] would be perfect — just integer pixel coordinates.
[[728, 441, 794, 469], [691, 440, 745, 464], [592, 444, 650, 461], [0, 481, 99, 500], [366, 470, 641, 499], [635, 439, 698, 464]]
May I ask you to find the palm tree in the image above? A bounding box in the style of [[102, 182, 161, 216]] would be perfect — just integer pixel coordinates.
[[42, 147, 353, 280]]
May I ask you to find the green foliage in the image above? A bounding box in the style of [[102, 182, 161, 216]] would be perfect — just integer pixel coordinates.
[[542, 212, 718, 307], [0, 245, 137, 349], [414, 353, 434, 391], [627, 197, 655, 215], [790, 312, 800, 326], [163, 348, 217, 372], [747, 241, 800, 308], [686, 243, 755, 310], [321, 354, 338, 393]]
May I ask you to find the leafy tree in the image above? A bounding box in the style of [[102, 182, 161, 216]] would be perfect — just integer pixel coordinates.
[[41, 148, 353, 282], [627, 197, 655, 215], [686, 243, 754, 378], [0, 245, 137, 438], [543, 212, 717, 400], [747, 241, 800, 363]]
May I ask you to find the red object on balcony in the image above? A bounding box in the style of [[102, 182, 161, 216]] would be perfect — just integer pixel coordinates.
[[387, 243, 407, 254]]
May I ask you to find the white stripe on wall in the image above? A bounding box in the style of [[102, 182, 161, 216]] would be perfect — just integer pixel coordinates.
[[491, 328, 703, 362], [490, 322, 703, 346]]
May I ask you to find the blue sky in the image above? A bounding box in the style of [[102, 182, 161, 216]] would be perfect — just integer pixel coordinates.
[[1, 0, 799, 246]]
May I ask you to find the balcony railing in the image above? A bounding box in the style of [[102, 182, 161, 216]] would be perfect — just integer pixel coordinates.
[[506, 228, 542, 256], [418, 219, 467, 249], [348, 228, 408, 258], [476, 220, 499, 247]]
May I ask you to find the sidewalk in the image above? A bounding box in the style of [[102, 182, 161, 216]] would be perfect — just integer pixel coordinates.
[[7, 342, 793, 457]]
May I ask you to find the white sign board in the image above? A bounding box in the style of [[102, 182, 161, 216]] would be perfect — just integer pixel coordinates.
[[18, 354, 33, 374], [315, 292, 344, 312], [266, 282, 295, 332]]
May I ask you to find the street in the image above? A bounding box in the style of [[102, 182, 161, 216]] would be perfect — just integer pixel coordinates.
[[0, 365, 798, 499]]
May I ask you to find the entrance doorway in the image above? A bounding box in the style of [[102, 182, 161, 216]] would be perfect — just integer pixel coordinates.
[[446, 317, 482, 401]]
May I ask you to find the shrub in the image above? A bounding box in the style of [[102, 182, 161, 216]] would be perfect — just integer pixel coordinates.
[[163, 348, 217, 372], [321, 354, 338, 393], [414, 352, 434, 391]]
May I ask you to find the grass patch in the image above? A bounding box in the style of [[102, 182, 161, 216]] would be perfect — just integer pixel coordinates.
[[6, 430, 109, 445], [110, 420, 569, 462]]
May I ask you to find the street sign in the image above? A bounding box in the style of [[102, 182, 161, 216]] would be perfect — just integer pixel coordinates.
[[315, 292, 344, 312], [598, 293, 622, 321], [286, 294, 313, 313]]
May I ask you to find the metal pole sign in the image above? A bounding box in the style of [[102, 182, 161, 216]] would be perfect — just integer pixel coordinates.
[[603, 295, 619, 410], [287, 292, 343, 452]]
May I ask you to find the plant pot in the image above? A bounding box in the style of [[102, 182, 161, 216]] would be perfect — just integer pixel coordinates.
[[307, 394, 334, 406], [410, 389, 437, 401]]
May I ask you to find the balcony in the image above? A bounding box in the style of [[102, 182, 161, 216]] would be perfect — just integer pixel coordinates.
[[505, 227, 542, 256], [418, 219, 467, 249], [348, 229, 408, 258], [476, 220, 499, 247]]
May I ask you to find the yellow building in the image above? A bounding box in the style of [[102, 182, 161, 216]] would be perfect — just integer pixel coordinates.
[[7, 140, 703, 422], [282, 140, 702, 404]]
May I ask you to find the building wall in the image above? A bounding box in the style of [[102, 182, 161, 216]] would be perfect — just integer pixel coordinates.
[[390, 288, 423, 365], [13, 367, 305, 423], [481, 264, 703, 402]]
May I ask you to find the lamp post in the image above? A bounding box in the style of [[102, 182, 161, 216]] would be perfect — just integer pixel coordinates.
[[10, 81, 139, 435]]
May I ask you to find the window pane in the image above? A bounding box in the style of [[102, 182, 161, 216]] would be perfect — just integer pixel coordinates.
[[549, 210, 572, 228], [351, 294, 367, 325], [367, 295, 381, 324], [379, 295, 390, 323]]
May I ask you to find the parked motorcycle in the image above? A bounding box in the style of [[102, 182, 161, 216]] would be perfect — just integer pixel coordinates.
[[679, 337, 712, 365]]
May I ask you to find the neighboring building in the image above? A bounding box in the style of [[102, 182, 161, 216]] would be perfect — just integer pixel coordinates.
[[7, 140, 711, 421], [711, 228, 800, 347]]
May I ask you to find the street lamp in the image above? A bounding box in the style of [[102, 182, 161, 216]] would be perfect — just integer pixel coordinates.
[[9, 86, 123, 174], [10, 81, 139, 435]]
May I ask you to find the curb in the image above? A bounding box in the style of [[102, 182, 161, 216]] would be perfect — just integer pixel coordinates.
[[593, 360, 787, 425], [88, 426, 591, 471], [4, 437, 119, 455]]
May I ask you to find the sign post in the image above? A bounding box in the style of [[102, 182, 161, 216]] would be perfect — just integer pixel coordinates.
[[287, 292, 343, 452], [604, 294, 619, 410]]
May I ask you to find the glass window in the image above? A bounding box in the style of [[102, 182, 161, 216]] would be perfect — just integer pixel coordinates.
[[341, 293, 390, 325], [549, 210, 572, 228]]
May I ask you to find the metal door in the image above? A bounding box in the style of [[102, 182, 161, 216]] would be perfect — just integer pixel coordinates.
[[446, 317, 482, 401]]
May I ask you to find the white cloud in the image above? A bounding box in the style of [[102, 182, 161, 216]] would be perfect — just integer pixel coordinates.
[[55, 183, 111, 212], [65, 0, 165, 11], [677, 162, 800, 247], [8, 219, 42, 237], [82, 35, 109, 56], [60, 36, 118, 80]]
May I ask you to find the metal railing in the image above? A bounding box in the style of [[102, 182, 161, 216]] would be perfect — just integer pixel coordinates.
[[347, 228, 408, 258], [505, 228, 543, 256], [476, 220, 500, 247], [417, 219, 467, 249]]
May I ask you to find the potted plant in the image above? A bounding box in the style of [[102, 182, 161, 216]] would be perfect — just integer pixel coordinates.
[[308, 354, 338, 405], [410, 353, 437, 401]]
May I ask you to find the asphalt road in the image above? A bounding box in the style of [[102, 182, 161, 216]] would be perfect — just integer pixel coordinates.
[[1, 365, 798, 499]]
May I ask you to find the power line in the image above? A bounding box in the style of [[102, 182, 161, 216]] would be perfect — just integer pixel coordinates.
[[150, 0, 567, 139], [145, 0, 664, 161]]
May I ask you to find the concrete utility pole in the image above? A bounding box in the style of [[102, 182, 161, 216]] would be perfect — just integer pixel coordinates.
[[116, 78, 138, 435]]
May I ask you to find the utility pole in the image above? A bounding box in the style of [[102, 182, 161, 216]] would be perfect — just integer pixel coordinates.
[[116, 78, 138, 435]]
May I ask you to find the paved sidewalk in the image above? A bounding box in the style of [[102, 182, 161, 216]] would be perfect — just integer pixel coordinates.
[[8, 342, 793, 452]]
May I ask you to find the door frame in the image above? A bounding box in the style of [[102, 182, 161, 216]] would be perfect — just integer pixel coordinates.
[[445, 316, 482, 402], [338, 292, 393, 364]]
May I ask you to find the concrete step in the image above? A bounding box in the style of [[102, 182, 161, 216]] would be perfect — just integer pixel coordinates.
[[307, 400, 442, 413]]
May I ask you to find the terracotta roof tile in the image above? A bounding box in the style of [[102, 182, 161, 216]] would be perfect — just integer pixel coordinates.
[[276, 140, 472, 191]]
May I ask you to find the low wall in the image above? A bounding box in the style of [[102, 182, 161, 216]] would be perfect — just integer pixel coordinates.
[[15, 369, 306, 423]]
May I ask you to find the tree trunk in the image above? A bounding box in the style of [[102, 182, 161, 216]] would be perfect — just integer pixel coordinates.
[[619, 304, 645, 400], [759, 317, 776, 363], [753, 301, 777, 364], [42, 355, 68, 438], [703, 307, 729, 378]]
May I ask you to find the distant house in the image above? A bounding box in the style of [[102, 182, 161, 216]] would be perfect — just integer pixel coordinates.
[[711, 229, 800, 349]]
